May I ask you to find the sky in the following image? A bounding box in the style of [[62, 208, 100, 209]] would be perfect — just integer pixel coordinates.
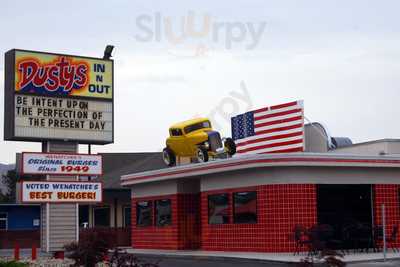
[[0, 0, 399, 163]]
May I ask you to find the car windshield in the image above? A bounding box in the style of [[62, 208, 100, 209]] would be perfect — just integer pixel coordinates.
[[184, 121, 211, 134]]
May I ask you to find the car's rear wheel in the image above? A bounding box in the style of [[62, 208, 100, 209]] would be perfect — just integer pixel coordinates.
[[196, 147, 209, 163], [163, 147, 176, 167], [224, 138, 237, 156]]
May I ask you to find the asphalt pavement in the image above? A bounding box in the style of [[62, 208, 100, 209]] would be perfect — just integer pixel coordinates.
[[140, 256, 295, 267], [2, 249, 399, 266], [139, 255, 400, 267]]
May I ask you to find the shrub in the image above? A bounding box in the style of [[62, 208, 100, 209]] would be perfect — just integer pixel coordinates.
[[297, 242, 346, 267], [297, 224, 346, 267], [0, 261, 28, 267], [64, 228, 114, 267], [108, 248, 160, 267]]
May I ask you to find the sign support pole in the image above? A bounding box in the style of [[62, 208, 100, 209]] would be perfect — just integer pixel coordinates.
[[41, 141, 79, 253], [46, 202, 50, 253], [45, 142, 50, 253]]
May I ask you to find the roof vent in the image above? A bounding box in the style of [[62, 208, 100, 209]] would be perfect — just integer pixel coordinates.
[[331, 137, 353, 149]]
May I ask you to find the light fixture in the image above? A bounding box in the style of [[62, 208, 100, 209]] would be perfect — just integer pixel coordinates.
[[103, 45, 114, 60]]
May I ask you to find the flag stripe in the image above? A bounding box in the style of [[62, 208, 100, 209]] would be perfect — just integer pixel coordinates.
[[236, 135, 303, 151], [237, 143, 304, 154], [255, 111, 303, 126], [254, 104, 303, 118], [236, 131, 303, 147], [255, 123, 303, 136], [254, 108, 302, 121], [263, 147, 304, 154], [255, 120, 304, 133], [255, 116, 303, 129], [253, 101, 299, 114], [237, 139, 304, 153], [237, 126, 303, 144], [270, 101, 299, 111]]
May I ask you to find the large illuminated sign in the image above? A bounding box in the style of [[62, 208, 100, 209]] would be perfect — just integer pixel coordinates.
[[13, 95, 112, 142], [14, 50, 112, 99], [4, 49, 114, 144]]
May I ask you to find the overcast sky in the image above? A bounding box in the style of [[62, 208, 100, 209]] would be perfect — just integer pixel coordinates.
[[0, 0, 399, 163]]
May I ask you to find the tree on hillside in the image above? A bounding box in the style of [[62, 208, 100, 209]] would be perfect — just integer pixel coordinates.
[[1, 169, 17, 203], [0, 170, 43, 203]]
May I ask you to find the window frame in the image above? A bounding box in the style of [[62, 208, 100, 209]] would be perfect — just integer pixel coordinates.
[[136, 200, 153, 227], [0, 212, 7, 230], [184, 121, 211, 134], [233, 191, 258, 224], [93, 206, 111, 227], [123, 205, 131, 228], [79, 205, 90, 228], [208, 193, 230, 225], [155, 199, 172, 227], [170, 128, 183, 136]]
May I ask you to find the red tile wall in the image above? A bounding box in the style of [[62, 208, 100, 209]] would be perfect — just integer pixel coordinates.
[[131, 194, 179, 249], [201, 184, 317, 252], [131, 193, 200, 250], [177, 194, 201, 249], [373, 185, 400, 247], [131, 184, 400, 252]]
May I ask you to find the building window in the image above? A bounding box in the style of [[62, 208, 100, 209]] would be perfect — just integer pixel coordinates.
[[0, 213, 7, 230], [208, 194, 229, 224], [136, 201, 152, 227], [79, 205, 89, 227], [93, 206, 110, 227], [155, 199, 172, 226], [123, 206, 131, 227], [233, 191, 257, 224]]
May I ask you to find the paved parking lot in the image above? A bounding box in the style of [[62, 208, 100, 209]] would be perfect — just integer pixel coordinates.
[[140, 255, 400, 267], [2, 249, 399, 266], [140, 256, 295, 267], [140, 256, 400, 267]]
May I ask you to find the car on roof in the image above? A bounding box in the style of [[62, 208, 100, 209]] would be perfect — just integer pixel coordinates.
[[162, 118, 236, 166]]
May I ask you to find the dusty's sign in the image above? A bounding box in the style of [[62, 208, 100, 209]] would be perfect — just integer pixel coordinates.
[[13, 50, 112, 99], [4, 49, 114, 144], [22, 152, 103, 176], [21, 181, 102, 203]]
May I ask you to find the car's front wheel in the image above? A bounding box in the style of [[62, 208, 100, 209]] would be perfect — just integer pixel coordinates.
[[163, 147, 176, 167], [196, 147, 209, 163], [224, 138, 237, 156]]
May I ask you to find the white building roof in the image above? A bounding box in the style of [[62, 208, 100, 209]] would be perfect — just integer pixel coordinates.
[[121, 153, 400, 187]]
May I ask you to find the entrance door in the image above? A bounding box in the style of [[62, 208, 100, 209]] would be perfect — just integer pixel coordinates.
[[317, 184, 373, 249]]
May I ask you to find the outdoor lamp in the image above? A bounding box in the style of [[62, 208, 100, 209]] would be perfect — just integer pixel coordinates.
[[103, 45, 114, 59]]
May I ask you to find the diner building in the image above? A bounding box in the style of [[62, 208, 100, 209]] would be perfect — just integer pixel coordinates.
[[120, 123, 400, 252]]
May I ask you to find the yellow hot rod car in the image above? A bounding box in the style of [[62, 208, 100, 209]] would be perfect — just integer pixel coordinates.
[[162, 118, 236, 166]]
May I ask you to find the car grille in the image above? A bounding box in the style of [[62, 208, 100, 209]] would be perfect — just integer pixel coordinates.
[[208, 131, 223, 151]]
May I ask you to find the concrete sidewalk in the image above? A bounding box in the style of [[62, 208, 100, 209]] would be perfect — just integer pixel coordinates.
[[125, 248, 400, 264]]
